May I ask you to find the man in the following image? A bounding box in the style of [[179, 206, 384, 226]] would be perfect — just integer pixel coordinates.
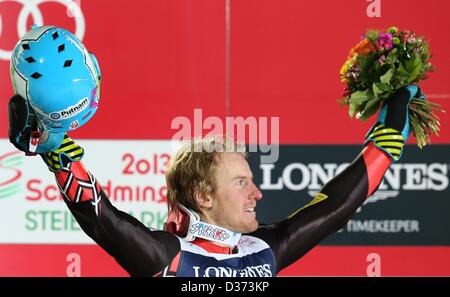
[[8, 84, 423, 277], [8, 26, 425, 276]]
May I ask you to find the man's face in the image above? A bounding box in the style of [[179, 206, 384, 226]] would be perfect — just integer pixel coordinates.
[[201, 153, 263, 234]]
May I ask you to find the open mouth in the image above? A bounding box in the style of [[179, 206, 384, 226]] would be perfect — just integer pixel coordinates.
[[244, 208, 255, 213]]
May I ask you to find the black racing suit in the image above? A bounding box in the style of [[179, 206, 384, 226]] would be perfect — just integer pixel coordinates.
[[53, 141, 392, 277]]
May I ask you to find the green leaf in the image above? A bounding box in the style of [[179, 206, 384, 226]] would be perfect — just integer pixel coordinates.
[[349, 102, 358, 117], [407, 63, 422, 83], [404, 55, 421, 73], [349, 90, 370, 105], [356, 53, 376, 82], [372, 83, 381, 98], [380, 68, 395, 83], [365, 30, 379, 43], [386, 48, 398, 64], [398, 62, 410, 77], [348, 90, 372, 118], [360, 99, 381, 121], [377, 82, 392, 92], [372, 82, 393, 98]]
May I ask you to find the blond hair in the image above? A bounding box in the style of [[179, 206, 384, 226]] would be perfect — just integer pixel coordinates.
[[166, 135, 246, 214]]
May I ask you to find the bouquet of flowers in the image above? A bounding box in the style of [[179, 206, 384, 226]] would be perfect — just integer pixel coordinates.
[[339, 26, 445, 148]]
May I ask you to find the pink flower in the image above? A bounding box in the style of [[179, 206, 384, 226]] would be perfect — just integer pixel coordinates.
[[402, 30, 416, 44], [377, 33, 393, 50]]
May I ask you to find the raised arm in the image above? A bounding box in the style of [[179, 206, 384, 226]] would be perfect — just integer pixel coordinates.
[[252, 86, 424, 273], [54, 158, 180, 276], [8, 95, 180, 276]]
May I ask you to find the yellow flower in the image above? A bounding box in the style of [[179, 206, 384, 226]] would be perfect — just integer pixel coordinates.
[[340, 54, 358, 82], [340, 63, 350, 82]]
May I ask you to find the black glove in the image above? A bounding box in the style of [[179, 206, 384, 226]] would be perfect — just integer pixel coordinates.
[[8, 94, 40, 154], [8, 94, 84, 172]]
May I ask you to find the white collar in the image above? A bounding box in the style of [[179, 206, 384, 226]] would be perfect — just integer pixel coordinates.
[[178, 204, 242, 247]]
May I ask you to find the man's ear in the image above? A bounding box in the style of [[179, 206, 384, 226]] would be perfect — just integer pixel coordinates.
[[194, 190, 213, 210]]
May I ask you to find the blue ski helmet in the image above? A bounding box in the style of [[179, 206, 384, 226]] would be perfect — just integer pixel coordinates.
[[10, 25, 101, 136]]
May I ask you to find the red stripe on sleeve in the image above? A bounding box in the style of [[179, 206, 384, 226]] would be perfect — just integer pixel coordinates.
[[54, 162, 99, 203], [169, 252, 181, 272], [362, 142, 392, 197]]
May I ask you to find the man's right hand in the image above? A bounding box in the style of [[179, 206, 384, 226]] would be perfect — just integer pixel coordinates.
[[8, 94, 84, 172], [8, 94, 64, 154], [9, 94, 39, 154]]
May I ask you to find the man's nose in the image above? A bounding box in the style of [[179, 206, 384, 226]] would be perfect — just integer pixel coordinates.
[[250, 182, 263, 200]]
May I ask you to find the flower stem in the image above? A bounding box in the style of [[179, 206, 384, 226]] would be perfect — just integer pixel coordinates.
[[409, 98, 445, 148]]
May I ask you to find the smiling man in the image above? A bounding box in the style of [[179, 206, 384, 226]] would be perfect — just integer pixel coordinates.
[[9, 84, 424, 276]]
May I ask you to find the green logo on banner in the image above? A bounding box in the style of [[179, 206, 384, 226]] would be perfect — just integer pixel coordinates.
[[0, 151, 23, 199]]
